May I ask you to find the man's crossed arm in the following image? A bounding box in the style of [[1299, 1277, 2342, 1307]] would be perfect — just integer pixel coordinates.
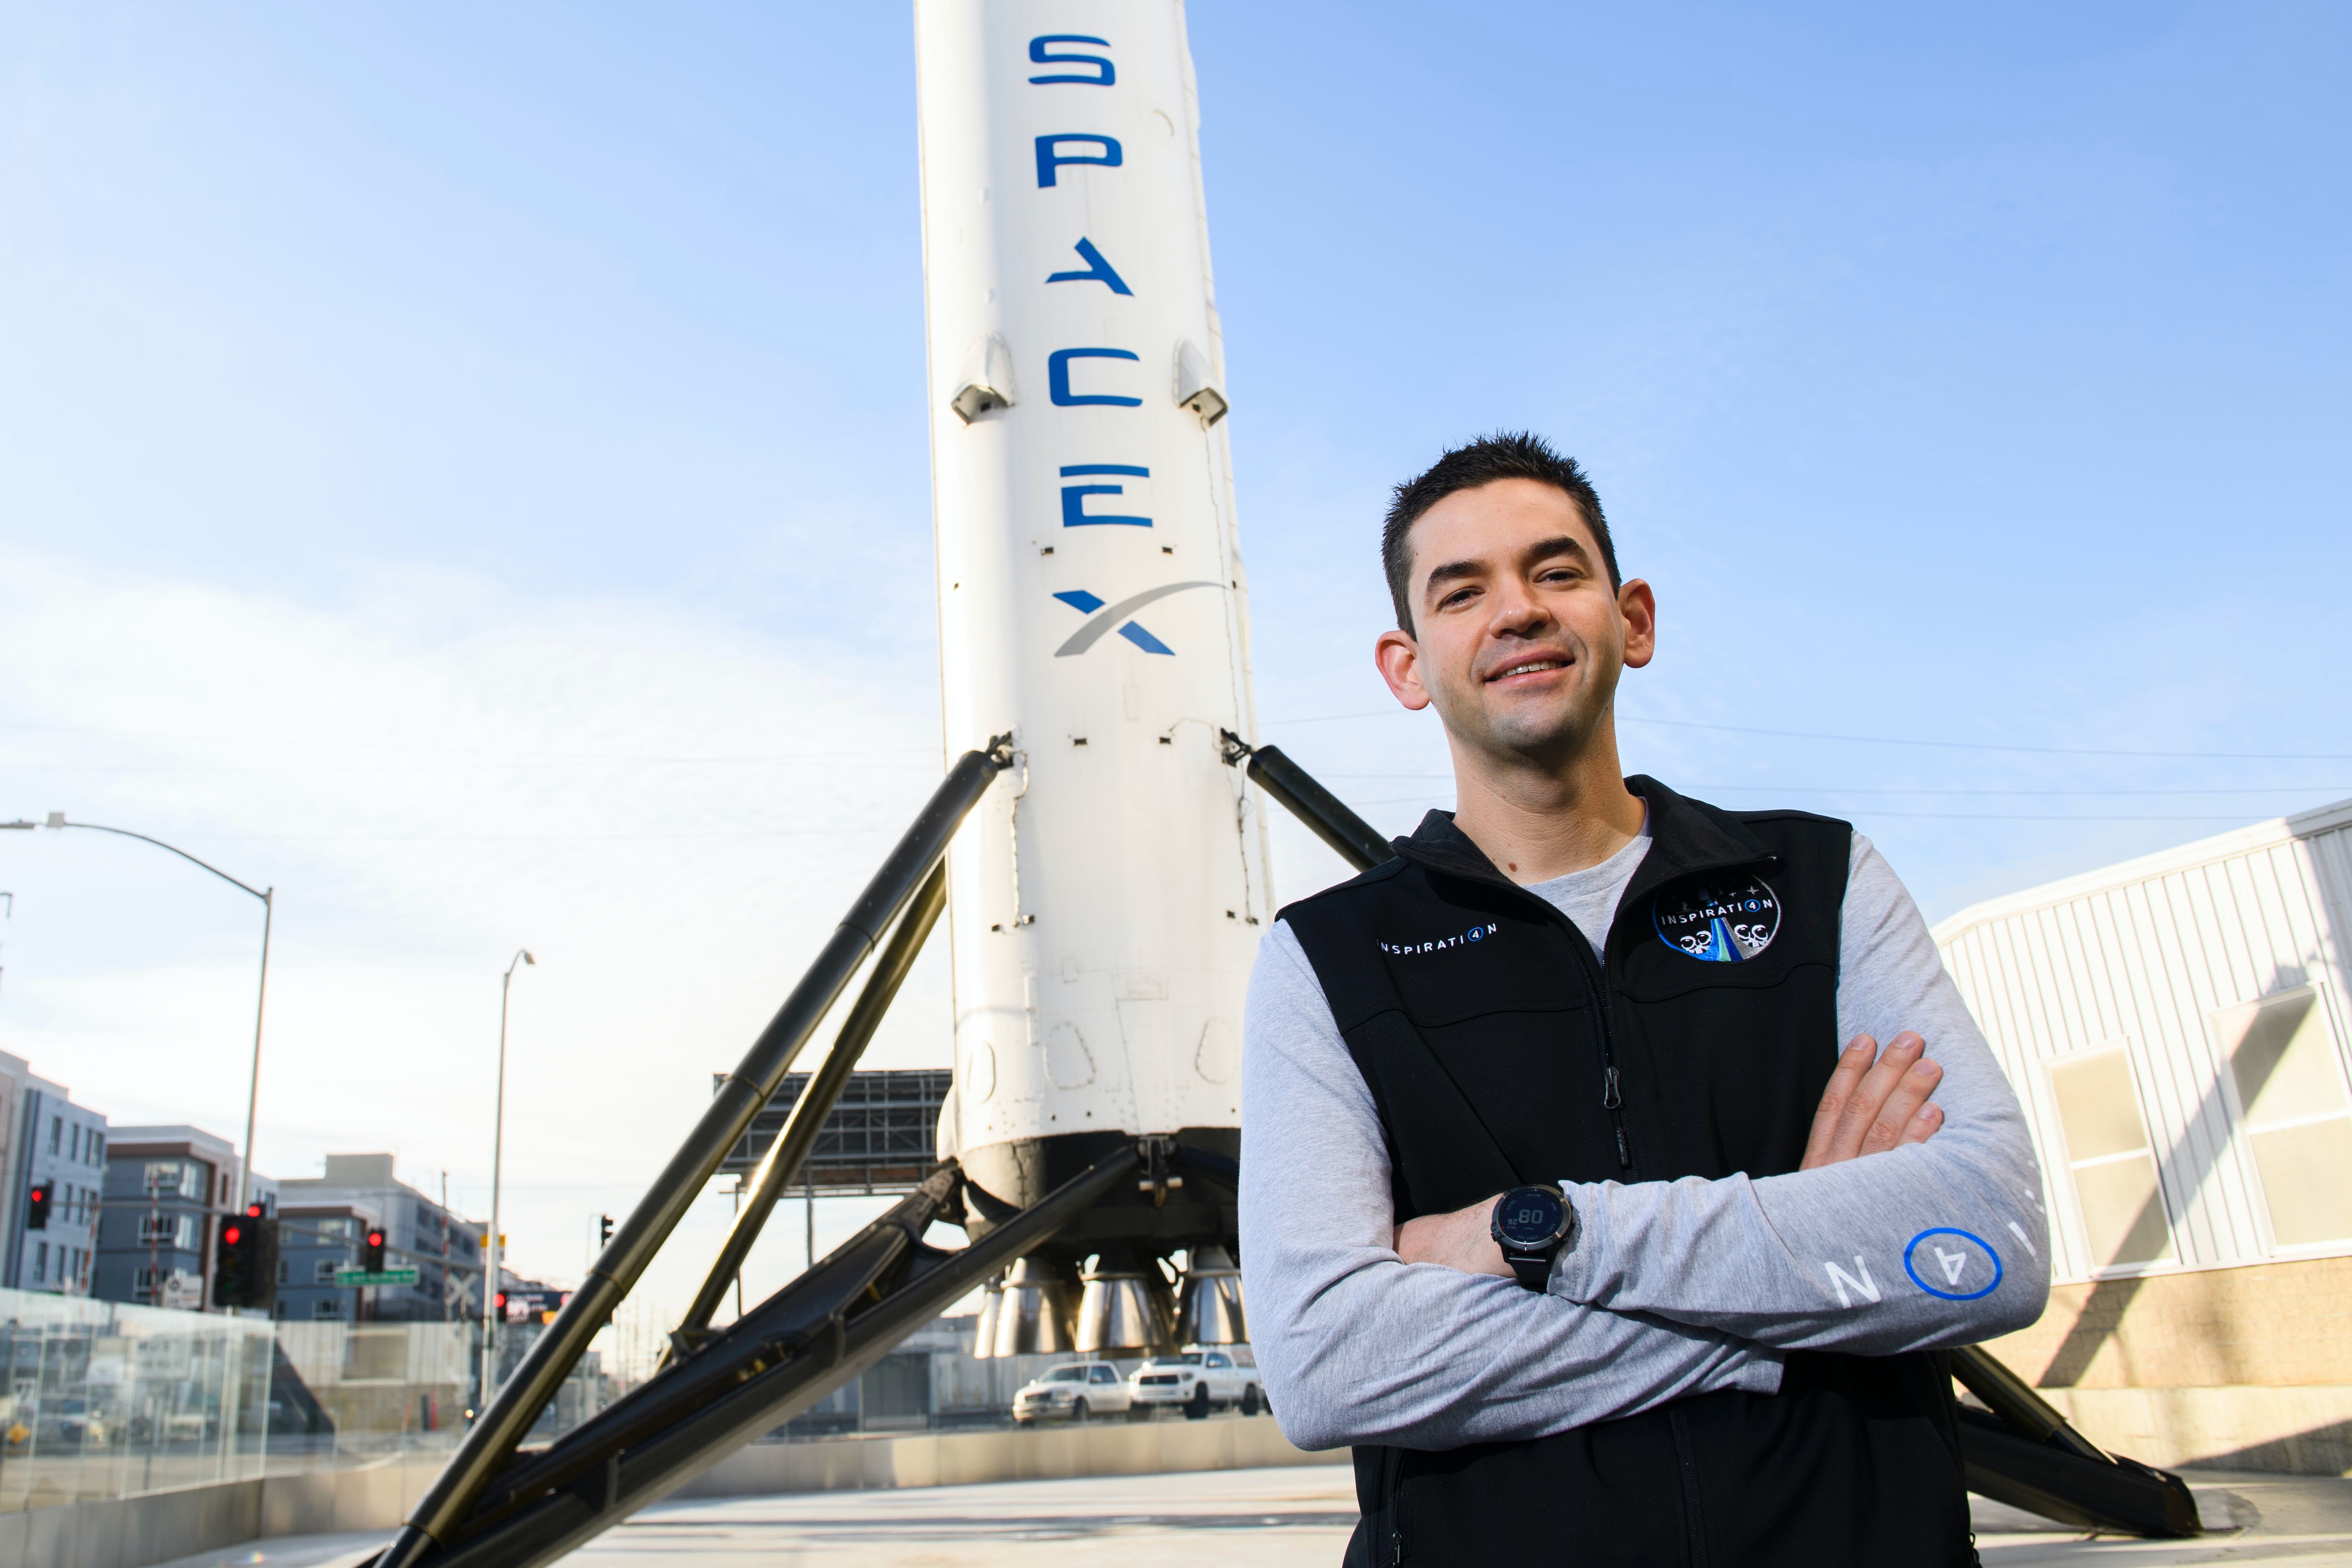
[[1398, 848, 2049, 1359], [1399, 1030, 1949, 1264]]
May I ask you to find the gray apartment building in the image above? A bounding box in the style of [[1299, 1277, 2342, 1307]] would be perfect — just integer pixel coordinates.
[[93, 1125, 276, 1311], [0, 1053, 109, 1296], [276, 1154, 483, 1325], [0, 1052, 28, 1258]]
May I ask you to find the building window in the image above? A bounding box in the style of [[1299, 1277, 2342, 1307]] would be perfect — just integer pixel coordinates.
[[2047, 1045, 2176, 1269], [31, 1242, 46, 1283], [90, 1132, 105, 1165], [139, 1214, 198, 1250], [2215, 987, 2352, 1248], [278, 1259, 289, 1283], [313, 1298, 342, 1320], [49, 1117, 61, 1155], [144, 1161, 203, 1200], [315, 1259, 342, 1282]]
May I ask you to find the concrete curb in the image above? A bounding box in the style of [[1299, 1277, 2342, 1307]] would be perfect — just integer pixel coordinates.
[[675, 1415, 1343, 1497], [0, 1421, 1340, 1568]]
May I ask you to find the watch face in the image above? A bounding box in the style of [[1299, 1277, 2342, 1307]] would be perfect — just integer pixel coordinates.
[[1495, 1188, 1567, 1249]]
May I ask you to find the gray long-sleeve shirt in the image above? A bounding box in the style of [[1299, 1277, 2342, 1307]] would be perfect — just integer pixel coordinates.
[[1237, 825, 2049, 1453]]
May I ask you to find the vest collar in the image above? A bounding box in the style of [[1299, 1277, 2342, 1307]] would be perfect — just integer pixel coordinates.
[[1388, 775, 1777, 922]]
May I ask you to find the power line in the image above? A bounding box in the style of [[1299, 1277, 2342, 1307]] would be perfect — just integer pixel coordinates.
[[0, 722, 936, 764], [1842, 811, 2302, 823], [1262, 708, 2352, 762], [3, 760, 943, 776], [136, 828, 900, 843], [1311, 778, 2352, 797], [1329, 791, 2303, 824]]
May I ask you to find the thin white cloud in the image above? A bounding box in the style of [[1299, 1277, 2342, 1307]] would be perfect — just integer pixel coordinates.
[[2, 550, 959, 1311]]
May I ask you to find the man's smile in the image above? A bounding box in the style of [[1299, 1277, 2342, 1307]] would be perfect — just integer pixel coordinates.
[[1484, 654, 1574, 686]]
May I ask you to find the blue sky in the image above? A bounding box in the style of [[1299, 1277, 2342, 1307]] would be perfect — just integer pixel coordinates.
[[2, 2, 2346, 1318]]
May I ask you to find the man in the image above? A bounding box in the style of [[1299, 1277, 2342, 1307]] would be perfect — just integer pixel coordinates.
[[1238, 433, 2048, 1565]]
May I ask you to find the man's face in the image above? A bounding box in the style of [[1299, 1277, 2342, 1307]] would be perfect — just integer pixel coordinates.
[[1374, 477, 1654, 765]]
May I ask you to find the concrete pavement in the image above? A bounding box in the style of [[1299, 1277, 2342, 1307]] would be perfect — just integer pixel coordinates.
[[150, 1465, 2352, 1568]]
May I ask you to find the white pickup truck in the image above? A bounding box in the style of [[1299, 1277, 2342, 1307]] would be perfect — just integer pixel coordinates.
[[1011, 1361, 1134, 1424], [1127, 1345, 1265, 1419]]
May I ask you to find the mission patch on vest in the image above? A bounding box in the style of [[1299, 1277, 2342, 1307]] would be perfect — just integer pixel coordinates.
[[1652, 875, 1781, 962]]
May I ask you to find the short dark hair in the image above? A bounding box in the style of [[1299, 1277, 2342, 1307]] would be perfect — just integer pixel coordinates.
[[1381, 432, 1620, 633]]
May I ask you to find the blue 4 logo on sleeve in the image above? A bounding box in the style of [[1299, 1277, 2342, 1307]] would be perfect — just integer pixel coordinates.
[[1903, 1228, 2003, 1301]]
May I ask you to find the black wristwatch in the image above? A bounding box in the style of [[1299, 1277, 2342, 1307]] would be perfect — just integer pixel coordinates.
[[1491, 1184, 1577, 1290]]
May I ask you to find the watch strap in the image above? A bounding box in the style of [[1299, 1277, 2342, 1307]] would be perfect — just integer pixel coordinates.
[[1503, 1250, 1553, 1291]]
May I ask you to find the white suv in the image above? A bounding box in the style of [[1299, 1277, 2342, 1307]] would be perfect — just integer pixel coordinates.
[[1011, 1361, 1133, 1424], [1127, 1346, 1265, 1419]]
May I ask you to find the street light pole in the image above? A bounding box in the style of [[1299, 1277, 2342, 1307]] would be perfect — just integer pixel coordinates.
[[480, 948, 534, 1414], [9, 814, 275, 1295]]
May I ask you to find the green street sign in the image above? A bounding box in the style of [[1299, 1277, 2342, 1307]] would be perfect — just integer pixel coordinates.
[[334, 1268, 420, 1287]]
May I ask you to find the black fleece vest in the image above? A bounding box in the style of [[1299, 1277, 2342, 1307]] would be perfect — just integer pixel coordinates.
[[1280, 778, 1970, 1568]]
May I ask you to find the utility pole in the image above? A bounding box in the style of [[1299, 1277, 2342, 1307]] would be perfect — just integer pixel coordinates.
[[481, 949, 534, 1412]]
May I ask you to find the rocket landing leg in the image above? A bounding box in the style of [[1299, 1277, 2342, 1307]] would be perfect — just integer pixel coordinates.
[[360, 738, 1242, 1568]]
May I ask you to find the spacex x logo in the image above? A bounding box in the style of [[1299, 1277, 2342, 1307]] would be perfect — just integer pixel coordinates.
[[1052, 582, 1219, 657]]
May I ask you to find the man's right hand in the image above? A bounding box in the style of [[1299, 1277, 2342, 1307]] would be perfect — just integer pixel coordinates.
[[1801, 1032, 1943, 1170]]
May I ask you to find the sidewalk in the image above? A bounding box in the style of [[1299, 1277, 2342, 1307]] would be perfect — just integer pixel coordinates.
[[148, 1467, 2352, 1568]]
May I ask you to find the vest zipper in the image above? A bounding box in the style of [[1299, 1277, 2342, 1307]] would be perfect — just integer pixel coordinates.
[[1563, 922, 1635, 1172], [1383, 1444, 1406, 1565], [1667, 1405, 1710, 1568]]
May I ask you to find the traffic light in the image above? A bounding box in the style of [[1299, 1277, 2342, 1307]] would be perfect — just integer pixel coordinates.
[[363, 1224, 387, 1272], [598, 1214, 614, 1248], [23, 1184, 47, 1231], [213, 1206, 279, 1311]]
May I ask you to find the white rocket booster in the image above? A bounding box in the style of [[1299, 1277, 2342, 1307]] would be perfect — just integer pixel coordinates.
[[914, 1, 1268, 1203]]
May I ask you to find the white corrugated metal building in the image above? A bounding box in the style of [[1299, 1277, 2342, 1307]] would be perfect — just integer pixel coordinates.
[[1934, 797, 2352, 1283], [1933, 798, 2352, 1474]]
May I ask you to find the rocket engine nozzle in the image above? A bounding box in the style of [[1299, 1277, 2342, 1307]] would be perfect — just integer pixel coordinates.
[[976, 1255, 1079, 1359], [1172, 1243, 1247, 1347], [1074, 1248, 1177, 1357]]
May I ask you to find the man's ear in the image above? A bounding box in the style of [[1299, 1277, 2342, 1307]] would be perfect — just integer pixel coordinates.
[[1374, 627, 1431, 711], [1617, 579, 1657, 670]]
